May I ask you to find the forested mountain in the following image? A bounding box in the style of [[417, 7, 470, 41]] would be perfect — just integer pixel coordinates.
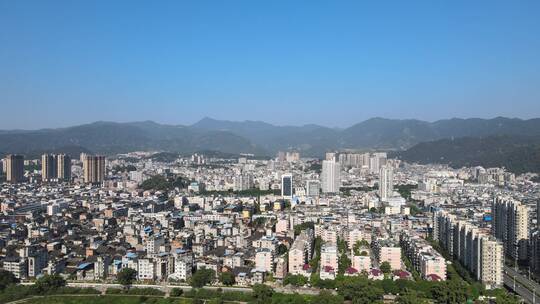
[[395, 135, 540, 173], [1, 117, 539, 160]]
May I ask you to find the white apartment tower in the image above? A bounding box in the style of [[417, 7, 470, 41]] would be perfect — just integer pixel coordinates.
[[321, 160, 340, 193], [379, 165, 394, 201], [491, 196, 529, 262]]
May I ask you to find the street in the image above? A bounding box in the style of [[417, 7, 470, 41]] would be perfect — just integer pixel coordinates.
[[504, 266, 540, 304]]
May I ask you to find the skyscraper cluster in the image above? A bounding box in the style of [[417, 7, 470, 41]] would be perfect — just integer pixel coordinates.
[[41, 154, 72, 182], [433, 210, 504, 289], [276, 151, 300, 163], [326, 151, 388, 173]]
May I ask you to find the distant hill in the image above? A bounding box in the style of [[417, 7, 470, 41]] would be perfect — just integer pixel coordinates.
[[394, 135, 540, 174], [192, 116, 540, 155], [0, 121, 265, 156], [1, 117, 540, 158], [192, 117, 340, 155]]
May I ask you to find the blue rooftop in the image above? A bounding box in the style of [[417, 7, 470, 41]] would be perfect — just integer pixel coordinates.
[[77, 262, 92, 270]]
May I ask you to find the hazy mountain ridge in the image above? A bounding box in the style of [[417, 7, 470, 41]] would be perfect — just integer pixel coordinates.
[[1, 117, 540, 158], [394, 135, 540, 174], [0, 121, 264, 156], [190, 116, 540, 154]]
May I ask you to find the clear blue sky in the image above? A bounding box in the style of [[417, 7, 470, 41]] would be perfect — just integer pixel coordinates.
[[1, 1, 539, 129]]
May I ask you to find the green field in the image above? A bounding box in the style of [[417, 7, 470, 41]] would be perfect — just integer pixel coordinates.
[[24, 295, 194, 304]]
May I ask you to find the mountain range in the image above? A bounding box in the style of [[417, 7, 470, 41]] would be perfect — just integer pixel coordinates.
[[394, 135, 540, 174], [1, 117, 540, 169]]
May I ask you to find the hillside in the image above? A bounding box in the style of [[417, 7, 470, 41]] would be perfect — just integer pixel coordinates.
[[0, 121, 265, 156], [1, 117, 540, 158], [395, 136, 540, 174]]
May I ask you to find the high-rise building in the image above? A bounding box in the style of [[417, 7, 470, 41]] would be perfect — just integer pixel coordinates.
[[233, 174, 253, 191], [321, 160, 340, 193], [281, 173, 293, 198], [41, 154, 71, 183], [286, 152, 300, 162], [306, 180, 320, 197], [325, 152, 337, 161], [369, 152, 387, 174], [5, 154, 24, 183], [531, 230, 540, 279], [276, 151, 286, 162], [41, 154, 57, 182], [83, 155, 106, 184], [434, 210, 504, 289], [56, 154, 71, 182], [379, 165, 394, 201], [491, 196, 529, 262]]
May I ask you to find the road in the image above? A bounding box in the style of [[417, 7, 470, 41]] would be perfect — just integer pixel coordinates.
[[504, 266, 540, 304]]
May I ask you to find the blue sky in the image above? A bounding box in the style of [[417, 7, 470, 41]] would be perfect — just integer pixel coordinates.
[[1, 1, 539, 129]]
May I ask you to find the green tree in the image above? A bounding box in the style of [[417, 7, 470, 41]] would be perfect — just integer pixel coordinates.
[[277, 244, 288, 255], [283, 274, 308, 287], [191, 268, 215, 288], [0, 270, 19, 290], [336, 277, 384, 304], [35, 274, 66, 293], [117, 268, 137, 289], [397, 288, 429, 304], [431, 280, 469, 304], [338, 253, 351, 275], [293, 222, 314, 236], [170, 288, 184, 297], [380, 261, 392, 274], [219, 271, 235, 286], [380, 279, 399, 294], [313, 290, 344, 304], [252, 284, 274, 304]]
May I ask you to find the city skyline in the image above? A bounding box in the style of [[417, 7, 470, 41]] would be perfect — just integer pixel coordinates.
[[1, 1, 540, 129], [1, 1, 540, 303]]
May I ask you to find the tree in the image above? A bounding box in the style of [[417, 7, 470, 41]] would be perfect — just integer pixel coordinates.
[[353, 240, 370, 255], [277, 244, 288, 255], [430, 280, 469, 304], [283, 274, 308, 287], [293, 222, 314, 236], [0, 270, 19, 290], [191, 268, 215, 288], [117, 268, 137, 289], [219, 271, 235, 286], [380, 261, 392, 274], [338, 253, 351, 275], [336, 276, 383, 304], [397, 288, 429, 304], [380, 279, 399, 295], [35, 274, 66, 293], [313, 290, 344, 304], [252, 284, 274, 304], [170, 288, 184, 297]]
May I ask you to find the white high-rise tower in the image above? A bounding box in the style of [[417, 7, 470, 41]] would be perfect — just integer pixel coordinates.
[[379, 165, 394, 201], [321, 160, 340, 193]]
